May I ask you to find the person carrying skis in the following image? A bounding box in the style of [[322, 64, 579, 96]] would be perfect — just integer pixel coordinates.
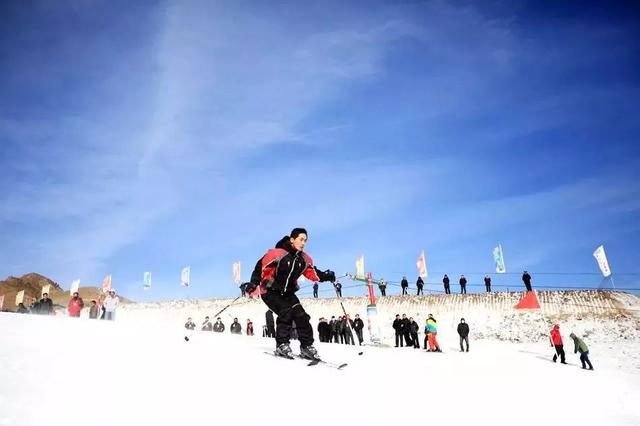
[[246, 228, 335, 360], [550, 324, 566, 364], [570, 333, 594, 370]]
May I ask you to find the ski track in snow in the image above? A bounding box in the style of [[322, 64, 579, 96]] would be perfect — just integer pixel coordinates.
[[1, 291, 639, 426]]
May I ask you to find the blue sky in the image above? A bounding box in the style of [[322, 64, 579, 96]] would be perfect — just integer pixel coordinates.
[[1, 0, 639, 301]]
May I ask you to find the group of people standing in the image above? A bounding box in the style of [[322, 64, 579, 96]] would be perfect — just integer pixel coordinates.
[[392, 314, 471, 353], [549, 324, 594, 370], [189, 316, 254, 335], [390, 271, 534, 296], [316, 314, 364, 345], [16, 290, 120, 320]]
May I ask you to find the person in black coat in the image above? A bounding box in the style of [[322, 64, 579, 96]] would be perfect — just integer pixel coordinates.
[[401, 314, 413, 346], [265, 309, 276, 338], [240, 283, 248, 297], [343, 315, 355, 345], [522, 271, 532, 292], [334, 281, 342, 298], [38, 293, 53, 315], [353, 314, 365, 346], [443, 275, 451, 294], [329, 316, 340, 343], [317, 318, 330, 342], [393, 314, 404, 347], [409, 317, 420, 348], [484, 276, 491, 292], [459, 275, 467, 294], [230, 318, 242, 334], [401, 277, 409, 295], [457, 318, 470, 352], [416, 277, 424, 295], [313, 282, 319, 298], [184, 317, 196, 330]]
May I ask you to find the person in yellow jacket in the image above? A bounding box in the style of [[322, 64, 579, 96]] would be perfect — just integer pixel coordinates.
[[425, 314, 441, 352]]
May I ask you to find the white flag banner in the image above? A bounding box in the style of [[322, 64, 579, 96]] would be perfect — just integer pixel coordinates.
[[15, 290, 24, 305], [181, 266, 191, 287], [69, 279, 80, 295], [143, 272, 152, 290], [416, 250, 427, 278], [593, 245, 612, 277], [493, 245, 506, 274], [41, 284, 51, 297], [102, 275, 112, 293], [232, 262, 241, 285], [355, 255, 365, 280]]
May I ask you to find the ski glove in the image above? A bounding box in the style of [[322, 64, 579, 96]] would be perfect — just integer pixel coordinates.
[[245, 282, 258, 294], [316, 268, 336, 283]]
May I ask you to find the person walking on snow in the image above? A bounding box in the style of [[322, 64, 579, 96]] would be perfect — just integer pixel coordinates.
[[416, 277, 424, 295], [67, 292, 84, 317], [246, 228, 335, 360], [570, 333, 594, 370], [550, 324, 567, 364], [457, 318, 470, 352], [401, 276, 409, 295]]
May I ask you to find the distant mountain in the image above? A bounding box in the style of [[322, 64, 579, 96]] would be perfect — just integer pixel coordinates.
[[0, 273, 132, 311]]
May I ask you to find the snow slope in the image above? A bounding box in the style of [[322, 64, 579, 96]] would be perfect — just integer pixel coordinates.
[[1, 304, 639, 426]]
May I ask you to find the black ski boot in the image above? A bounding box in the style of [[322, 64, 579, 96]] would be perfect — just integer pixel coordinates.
[[275, 343, 294, 359], [300, 345, 320, 361]]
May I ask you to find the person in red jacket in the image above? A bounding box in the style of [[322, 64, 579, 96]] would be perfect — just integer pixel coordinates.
[[550, 324, 567, 364], [67, 292, 84, 317]]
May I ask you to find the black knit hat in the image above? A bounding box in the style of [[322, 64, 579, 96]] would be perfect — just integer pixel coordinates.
[[290, 228, 308, 239]]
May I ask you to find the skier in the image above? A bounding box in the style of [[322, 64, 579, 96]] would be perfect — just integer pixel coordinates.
[[212, 317, 225, 332], [378, 279, 387, 296], [202, 316, 213, 331], [393, 314, 404, 347], [67, 292, 84, 317], [184, 317, 196, 330], [550, 324, 566, 364], [484, 275, 492, 292], [426, 314, 441, 352], [570, 333, 594, 370], [230, 318, 242, 334], [457, 318, 469, 352], [353, 314, 364, 346], [443, 275, 451, 295], [246, 228, 335, 360], [459, 275, 467, 294], [409, 317, 420, 348], [522, 271, 533, 292], [416, 277, 424, 295], [401, 276, 409, 295]]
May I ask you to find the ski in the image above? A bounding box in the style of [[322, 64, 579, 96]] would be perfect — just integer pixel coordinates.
[[264, 351, 347, 369]]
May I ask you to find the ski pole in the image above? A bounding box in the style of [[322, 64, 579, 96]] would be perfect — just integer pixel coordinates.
[[212, 295, 243, 319]]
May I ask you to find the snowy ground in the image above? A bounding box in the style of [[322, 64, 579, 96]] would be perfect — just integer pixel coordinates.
[[1, 312, 639, 426]]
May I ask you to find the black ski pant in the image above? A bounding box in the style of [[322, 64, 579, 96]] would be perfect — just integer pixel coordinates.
[[411, 332, 419, 348], [417, 287, 423, 295], [424, 334, 429, 349], [460, 335, 469, 352], [336, 290, 342, 297], [379, 288, 386, 296], [402, 287, 408, 295], [403, 331, 412, 346], [313, 288, 318, 298], [262, 291, 313, 347], [486, 285, 491, 292], [345, 331, 354, 345], [460, 285, 467, 294], [553, 345, 565, 363], [580, 351, 593, 369], [355, 329, 363, 345], [395, 332, 404, 347], [444, 285, 450, 294], [332, 332, 339, 343], [525, 283, 532, 292]]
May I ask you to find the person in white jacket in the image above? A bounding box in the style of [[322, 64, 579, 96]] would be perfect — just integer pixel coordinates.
[[103, 290, 120, 321]]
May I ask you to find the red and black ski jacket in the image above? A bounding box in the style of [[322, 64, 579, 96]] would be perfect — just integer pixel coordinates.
[[249, 236, 333, 296]]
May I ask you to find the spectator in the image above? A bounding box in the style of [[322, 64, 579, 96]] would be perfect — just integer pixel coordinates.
[[247, 319, 254, 336], [550, 324, 566, 364], [330, 316, 340, 343], [484, 276, 492, 293], [393, 314, 404, 347], [522, 271, 533, 292], [317, 318, 331, 342], [353, 314, 364, 346], [401, 276, 409, 295], [401, 314, 412, 347], [230, 318, 242, 334], [202, 316, 213, 331], [334, 281, 342, 298], [426, 314, 441, 352], [457, 318, 470, 352], [343, 315, 355, 345], [459, 275, 467, 294], [38, 293, 53, 315], [67, 292, 84, 317], [409, 317, 420, 349], [416, 277, 424, 295], [213, 317, 225, 332], [89, 301, 100, 319], [443, 275, 451, 295], [265, 310, 275, 338], [378, 279, 387, 297], [313, 282, 319, 298], [16, 303, 29, 314], [240, 283, 248, 297], [184, 317, 196, 330], [570, 333, 594, 370], [103, 290, 119, 321], [262, 325, 269, 337], [336, 316, 345, 343]]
